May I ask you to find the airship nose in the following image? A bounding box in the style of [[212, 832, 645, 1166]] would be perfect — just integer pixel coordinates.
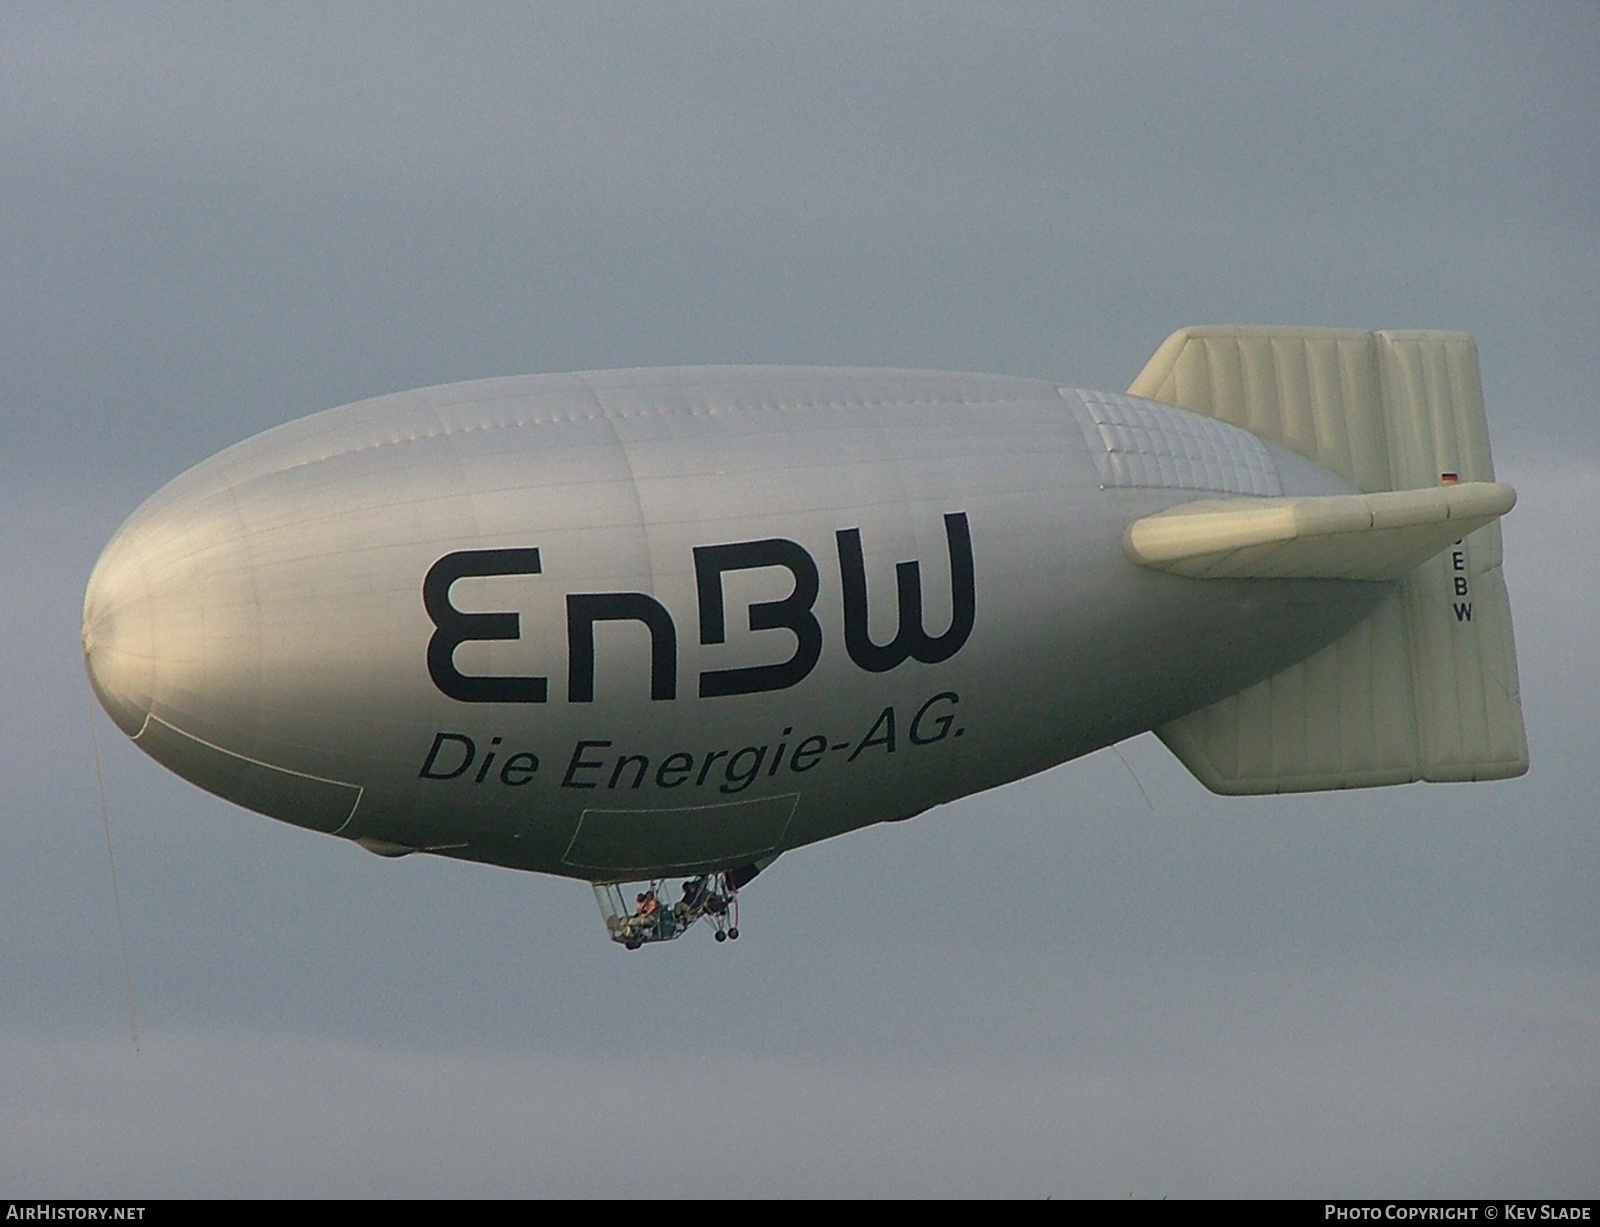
[[83, 522, 159, 738], [81, 468, 365, 838], [80, 479, 262, 749]]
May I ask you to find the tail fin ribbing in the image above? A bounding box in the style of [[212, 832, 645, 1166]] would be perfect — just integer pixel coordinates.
[[1128, 326, 1528, 794]]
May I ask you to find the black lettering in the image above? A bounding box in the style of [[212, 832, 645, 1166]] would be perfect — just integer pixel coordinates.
[[721, 746, 768, 793], [609, 754, 650, 790], [566, 592, 677, 702], [423, 549, 547, 702], [1454, 575, 1469, 596], [562, 739, 612, 788], [837, 512, 975, 673], [769, 727, 792, 776], [694, 539, 822, 696], [473, 736, 503, 784], [1454, 602, 1474, 622], [848, 706, 897, 761], [655, 752, 694, 788], [696, 749, 730, 785], [499, 752, 539, 786], [419, 732, 476, 780], [1452, 549, 1466, 572], [790, 735, 828, 772], [909, 691, 960, 745]]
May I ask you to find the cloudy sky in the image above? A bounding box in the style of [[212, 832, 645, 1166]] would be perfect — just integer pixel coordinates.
[[2, 2, 1596, 1197]]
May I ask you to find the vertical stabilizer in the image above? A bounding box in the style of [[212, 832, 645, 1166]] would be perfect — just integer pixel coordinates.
[[1129, 327, 1528, 793]]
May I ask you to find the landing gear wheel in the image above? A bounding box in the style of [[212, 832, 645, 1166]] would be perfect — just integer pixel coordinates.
[[728, 927, 739, 940], [714, 929, 727, 942], [625, 938, 641, 950]]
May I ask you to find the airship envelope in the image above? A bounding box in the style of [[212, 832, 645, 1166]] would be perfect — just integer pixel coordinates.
[[83, 326, 1527, 946]]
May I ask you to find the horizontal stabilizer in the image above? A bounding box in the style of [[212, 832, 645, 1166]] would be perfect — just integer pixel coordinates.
[[1124, 481, 1515, 580], [1129, 326, 1528, 793]]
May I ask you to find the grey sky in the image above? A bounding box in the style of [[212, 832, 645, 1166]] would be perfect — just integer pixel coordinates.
[[2, 3, 1596, 1196]]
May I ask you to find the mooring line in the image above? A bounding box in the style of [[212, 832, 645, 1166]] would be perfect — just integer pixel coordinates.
[[87, 685, 140, 1053], [1111, 743, 1156, 815]]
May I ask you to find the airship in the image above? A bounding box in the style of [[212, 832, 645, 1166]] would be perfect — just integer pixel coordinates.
[[82, 326, 1528, 947]]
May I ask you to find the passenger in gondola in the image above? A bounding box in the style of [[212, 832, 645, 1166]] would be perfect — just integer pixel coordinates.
[[627, 889, 659, 939], [670, 880, 695, 928]]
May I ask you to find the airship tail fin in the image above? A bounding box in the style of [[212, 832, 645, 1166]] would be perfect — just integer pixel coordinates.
[[1128, 326, 1529, 794], [1122, 483, 1515, 581]]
